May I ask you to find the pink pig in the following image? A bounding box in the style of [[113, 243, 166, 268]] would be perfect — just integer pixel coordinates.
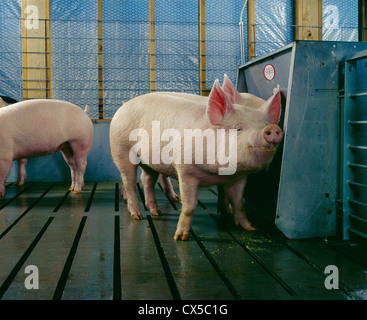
[[0, 99, 93, 198], [0, 96, 28, 186], [110, 78, 283, 240], [122, 75, 270, 210]]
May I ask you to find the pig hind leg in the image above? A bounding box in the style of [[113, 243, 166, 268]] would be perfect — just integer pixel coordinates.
[[140, 168, 161, 216], [113, 153, 142, 220], [122, 166, 142, 219], [60, 141, 88, 194], [160, 174, 180, 202], [16, 158, 27, 185], [60, 144, 77, 192]]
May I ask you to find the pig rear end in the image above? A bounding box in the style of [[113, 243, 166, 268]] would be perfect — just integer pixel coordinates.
[[0, 99, 94, 198], [0, 95, 27, 185]]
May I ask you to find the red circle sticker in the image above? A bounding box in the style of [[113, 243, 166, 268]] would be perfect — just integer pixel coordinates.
[[263, 64, 276, 81]]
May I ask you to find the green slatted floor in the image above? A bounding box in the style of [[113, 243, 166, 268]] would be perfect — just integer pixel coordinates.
[[0, 182, 366, 300]]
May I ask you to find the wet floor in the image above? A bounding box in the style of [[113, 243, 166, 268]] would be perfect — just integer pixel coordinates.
[[0, 181, 366, 300]]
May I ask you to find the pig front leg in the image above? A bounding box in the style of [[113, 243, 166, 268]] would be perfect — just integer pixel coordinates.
[[226, 177, 256, 231], [120, 184, 127, 201], [174, 172, 199, 241], [16, 158, 27, 185], [61, 142, 88, 194]]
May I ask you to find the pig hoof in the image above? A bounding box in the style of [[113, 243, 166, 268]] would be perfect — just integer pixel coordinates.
[[131, 213, 143, 220], [73, 190, 81, 194], [173, 231, 190, 241], [170, 194, 180, 202], [166, 191, 180, 202], [245, 225, 256, 231], [151, 208, 161, 216], [237, 222, 256, 231]]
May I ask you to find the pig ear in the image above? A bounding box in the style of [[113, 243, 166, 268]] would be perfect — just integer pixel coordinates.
[[260, 86, 281, 123], [221, 74, 242, 104], [207, 79, 235, 126]]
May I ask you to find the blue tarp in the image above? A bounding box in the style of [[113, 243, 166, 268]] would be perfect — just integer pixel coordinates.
[[0, 0, 22, 101], [0, 0, 360, 118]]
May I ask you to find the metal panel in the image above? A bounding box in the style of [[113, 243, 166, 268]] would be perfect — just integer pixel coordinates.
[[276, 41, 341, 239], [341, 50, 367, 241], [238, 41, 367, 239]]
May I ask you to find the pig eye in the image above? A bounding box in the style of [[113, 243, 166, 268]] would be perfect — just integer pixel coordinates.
[[235, 125, 243, 133]]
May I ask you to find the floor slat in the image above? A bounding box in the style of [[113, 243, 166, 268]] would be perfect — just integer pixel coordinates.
[[0, 181, 365, 300]]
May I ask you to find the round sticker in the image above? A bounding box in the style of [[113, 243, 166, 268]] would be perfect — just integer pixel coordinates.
[[263, 64, 275, 81]]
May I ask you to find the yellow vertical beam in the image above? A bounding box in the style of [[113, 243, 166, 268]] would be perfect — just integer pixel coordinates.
[[98, 0, 104, 119], [294, 0, 323, 40], [359, 0, 367, 41], [149, 0, 155, 92], [22, 1, 29, 99], [22, 0, 52, 99], [199, 0, 208, 96], [45, 0, 52, 98], [247, 0, 256, 61]]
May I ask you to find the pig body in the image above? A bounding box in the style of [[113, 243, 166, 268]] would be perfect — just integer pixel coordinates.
[[0, 95, 28, 185], [131, 75, 268, 211], [0, 99, 93, 198], [110, 79, 282, 240]]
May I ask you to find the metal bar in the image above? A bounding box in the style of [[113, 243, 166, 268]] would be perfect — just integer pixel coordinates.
[[349, 145, 367, 150], [342, 58, 357, 241], [346, 48, 367, 61], [349, 213, 367, 225], [350, 92, 367, 98], [348, 181, 367, 189], [349, 162, 367, 169], [349, 199, 367, 208], [349, 120, 367, 125], [348, 227, 367, 240]]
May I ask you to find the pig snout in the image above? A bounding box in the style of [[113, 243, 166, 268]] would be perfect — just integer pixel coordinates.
[[263, 124, 283, 145]]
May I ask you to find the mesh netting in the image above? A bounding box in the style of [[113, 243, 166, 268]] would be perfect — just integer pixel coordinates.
[[0, 0, 361, 119]]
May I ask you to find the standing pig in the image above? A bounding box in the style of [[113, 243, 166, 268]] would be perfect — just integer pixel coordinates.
[[137, 74, 269, 213], [0, 95, 28, 186], [0, 99, 94, 198], [110, 79, 283, 240]]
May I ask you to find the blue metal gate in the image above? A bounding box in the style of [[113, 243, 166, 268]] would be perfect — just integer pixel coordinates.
[[341, 49, 367, 241]]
